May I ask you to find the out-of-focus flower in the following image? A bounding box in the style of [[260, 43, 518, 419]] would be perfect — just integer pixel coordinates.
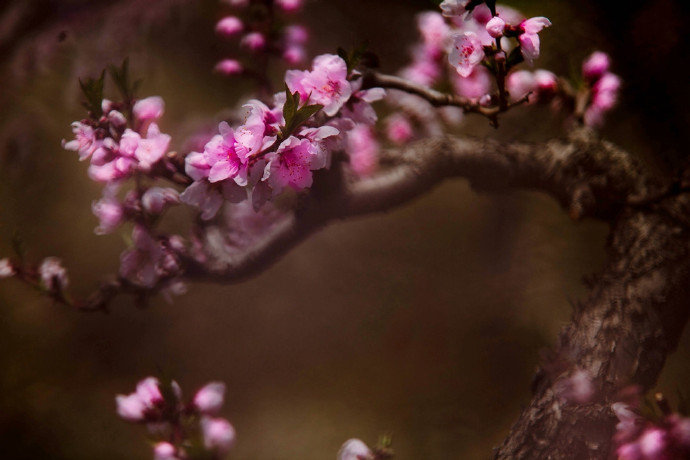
[[582, 51, 610, 82], [215, 16, 244, 38], [439, 0, 469, 18], [153, 442, 179, 460], [193, 382, 226, 414], [142, 187, 180, 215], [133, 96, 165, 122], [201, 417, 236, 453], [241, 32, 267, 52], [386, 113, 414, 145], [39, 257, 69, 290], [337, 439, 373, 460], [346, 124, 379, 177], [0, 258, 15, 278], [215, 59, 244, 76]]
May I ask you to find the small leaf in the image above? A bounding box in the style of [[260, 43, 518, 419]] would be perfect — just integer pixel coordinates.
[[78, 69, 106, 117]]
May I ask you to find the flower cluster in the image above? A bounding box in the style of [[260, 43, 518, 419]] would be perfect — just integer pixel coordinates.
[[0, 256, 69, 295], [613, 400, 690, 459], [181, 53, 384, 218], [116, 377, 235, 459], [214, 0, 307, 77], [581, 51, 621, 127]]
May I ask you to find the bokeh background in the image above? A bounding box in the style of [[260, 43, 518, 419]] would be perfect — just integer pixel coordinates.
[[1, 0, 689, 458]]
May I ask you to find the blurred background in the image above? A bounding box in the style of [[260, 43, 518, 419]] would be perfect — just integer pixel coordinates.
[[0, 0, 689, 458]]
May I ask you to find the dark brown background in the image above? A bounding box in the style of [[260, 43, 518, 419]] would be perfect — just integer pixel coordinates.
[[0, 0, 688, 458]]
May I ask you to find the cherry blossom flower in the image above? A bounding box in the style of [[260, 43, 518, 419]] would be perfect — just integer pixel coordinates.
[[486, 16, 506, 38], [92, 186, 124, 234], [519, 17, 551, 65], [337, 439, 373, 460], [452, 66, 491, 100], [276, 0, 302, 13], [215, 16, 244, 38], [0, 258, 15, 278], [215, 59, 243, 76], [142, 187, 180, 215], [286, 54, 352, 116], [134, 123, 171, 171], [417, 12, 448, 56], [507, 70, 536, 100], [201, 417, 236, 453], [180, 180, 245, 220], [439, 0, 469, 18], [346, 124, 379, 177], [449, 32, 485, 78], [119, 227, 181, 287], [153, 442, 179, 460], [193, 382, 226, 414], [583, 51, 610, 82], [38, 257, 68, 290], [386, 113, 414, 145], [62, 122, 99, 161], [133, 96, 165, 122], [265, 136, 315, 192], [241, 32, 266, 51]]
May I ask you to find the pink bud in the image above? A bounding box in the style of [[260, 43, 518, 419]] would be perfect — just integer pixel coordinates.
[[337, 439, 373, 460], [276, 0, 302, 13], [153, 442, 178, 460], [506, 70, 536, 100], [142, 187, 180, 214], [0, 258, 15, 278], [201, 417, 236, 453], [215, 16, 244, 37], [582, 51, 610, 82], [214, 59, 244, 76], [136, 377, 164, 408], [224, 0, 249, 6], [479, 94, 492, 107], [283, 45, 305, 65], [534, 69, 558, 95], [385, 113, 414, 145], [639, 428, 667, 457], [241, 32, 266, 51], [92, 195, 124, 235], [193, 382, 226, 414], [133, 96, 165, 122], [115, 393, 146, 422], [284, 25, 308, 44], [486, 16, 505, 38]]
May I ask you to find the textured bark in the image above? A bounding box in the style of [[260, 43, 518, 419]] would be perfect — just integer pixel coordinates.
[[495, 200, 690, 459]]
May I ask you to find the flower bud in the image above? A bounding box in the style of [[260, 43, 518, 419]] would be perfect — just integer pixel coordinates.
[[582, 51, 610, 82], [193, 382, 226, 414], [486, 17, 505, 38], [214, 59, 243, 76], [215, 16, 244, 37]]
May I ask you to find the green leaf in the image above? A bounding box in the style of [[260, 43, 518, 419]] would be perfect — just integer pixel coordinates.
[[291, 104, 323, 129], [108, 57, 138, 103], [78, 69, 106, 117]]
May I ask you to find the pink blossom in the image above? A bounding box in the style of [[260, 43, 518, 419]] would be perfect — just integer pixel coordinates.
[[193, 381, 226, 414], [265, 136, 315, 192], [284, 25, 308, 44], [584, 73, 621, 127], [62, 122, 99, 161], [224, 0, 248, 6], [115, 393, 147, 422], [283, 45, 306, 65], [92, 188, 124, 234], [617, 442, 643, 460], [241, 32, 266, 51], [337, 439, 373, 460], [39, 257, 68, 290], [134, 123, 171, 171], [203, 132, 242, 183], [299, 125, 339, 169], [133, 96, 165, 122], [180, 180, 245, 220], [534, 69, 558, 94], [285, 54, 352, 117], [555, 369, 594, 404], [386, 113, 414, 145], [119, 227, 180, 287], [142, 187, 180, 214], [417, 12, 448, 55], [639, 428, 667, 458], [276, 0, 302, 13], [439, 0, 469, 18], [401, 48, 441, 86], [452, 66, 491, 100], [136, 377, 164, 408], [449, 32, 485, 78], [153, 442, 179, 460], [519, 17, 551, 65], [108, 110, 127, 128], [214, 59, 243, 76], [0, 258, 15, 278], [506, 70, 536, 100], [486, 17, 506, 38], [215, 16, 244, 38], [201, 417, 236, 453], [347, 124, 379, 177], [583, 51, 610, 82]]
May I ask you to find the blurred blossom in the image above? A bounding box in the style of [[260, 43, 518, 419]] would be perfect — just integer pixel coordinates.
[[201, 417, 236, 452], [337, 439, 373, 460], [0, 258, 16, 278], [153, 442, 179, 460], [241, 32, 267, 52], [582, 51, 610, 82], [215, 16, 244, 38], [386, 113, 414, 145], [215, 59, 244, 76], [193, 381, 226, 414], [133, 96, 165, 122], [38, 257, 69, 290]]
